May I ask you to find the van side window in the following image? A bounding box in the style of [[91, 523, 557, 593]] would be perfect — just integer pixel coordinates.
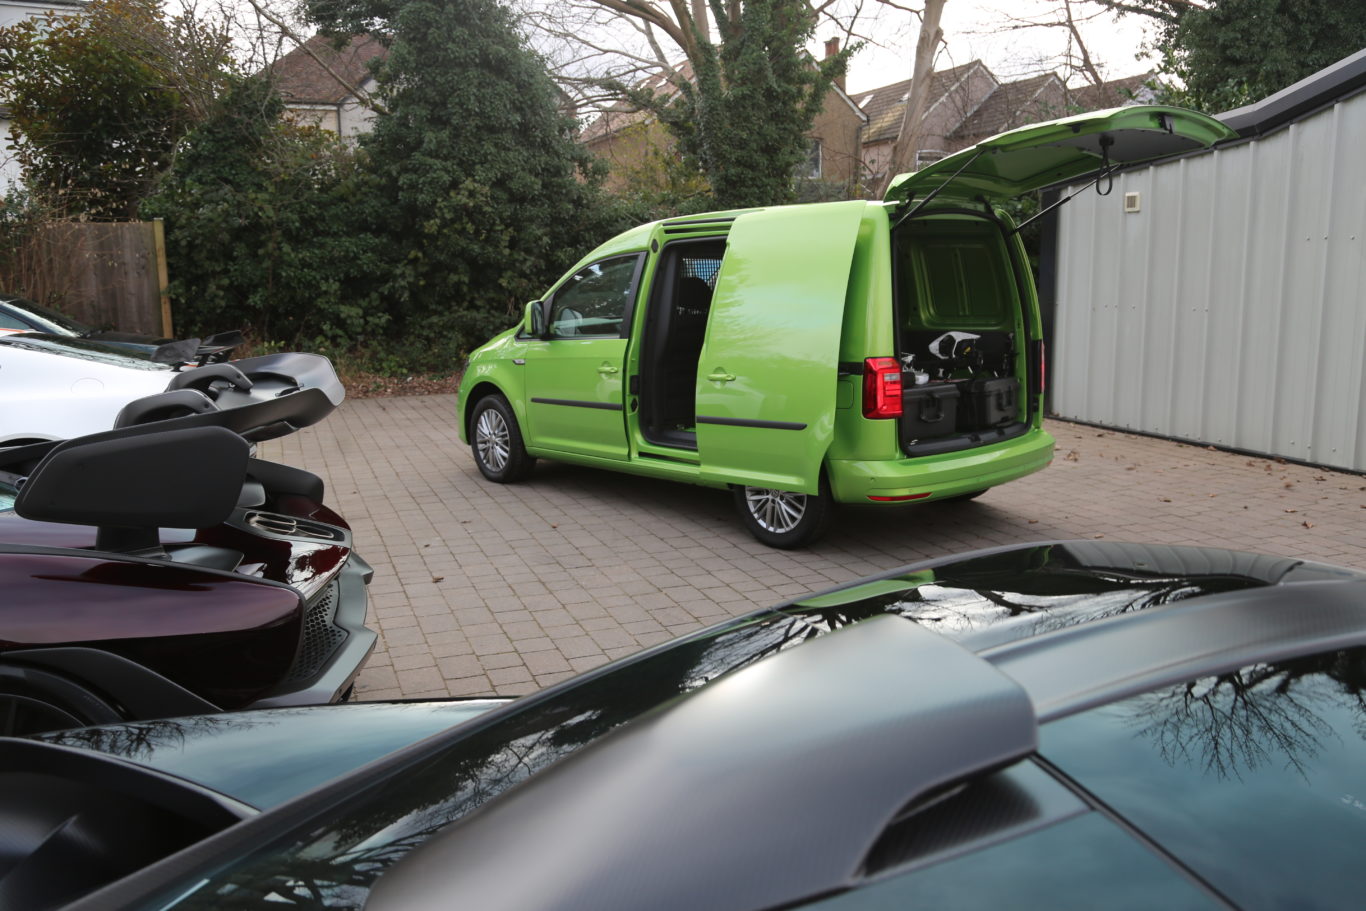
[[548, 255, 640, 338]]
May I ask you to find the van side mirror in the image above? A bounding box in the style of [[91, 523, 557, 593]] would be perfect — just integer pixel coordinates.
[[522, 301, 545, 338]]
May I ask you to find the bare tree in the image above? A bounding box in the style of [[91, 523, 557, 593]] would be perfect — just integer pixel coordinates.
[[880, 0, 945, 194], [515, 0, 924, 117]]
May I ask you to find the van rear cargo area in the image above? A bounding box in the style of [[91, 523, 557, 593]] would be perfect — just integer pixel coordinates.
[[893, 214, 1030, 455]]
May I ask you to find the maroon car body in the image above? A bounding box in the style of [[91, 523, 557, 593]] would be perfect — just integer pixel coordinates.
[[0, 354, 376, 734]]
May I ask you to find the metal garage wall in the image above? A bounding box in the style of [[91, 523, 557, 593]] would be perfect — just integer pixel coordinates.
[[1052, 89, 1366, 473]]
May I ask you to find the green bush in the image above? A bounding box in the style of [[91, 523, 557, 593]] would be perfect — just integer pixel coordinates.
[[142, 78, 389, 347]]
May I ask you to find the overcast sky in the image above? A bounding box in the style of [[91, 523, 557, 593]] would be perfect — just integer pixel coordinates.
[[832, 1, 1161, 94]]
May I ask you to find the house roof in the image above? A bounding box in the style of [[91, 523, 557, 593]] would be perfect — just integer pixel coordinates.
[[579, 57, 867, 147], [1065, 72, 1157, 111], [579, 63, 690, 146], [270, 33, 387, 105], [950, 72, 1063, 142], [853, 60, 986, 145]]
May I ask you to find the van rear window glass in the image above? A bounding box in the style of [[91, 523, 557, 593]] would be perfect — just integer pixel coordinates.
[[896, 220, 1014, 330]]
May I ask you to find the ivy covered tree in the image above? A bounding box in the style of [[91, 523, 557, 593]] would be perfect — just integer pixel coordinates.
[[1101, 0, 1366, 111], [622, 0, 848, 208], [0, 0, 231, 217], [308, 0, 619, 351]]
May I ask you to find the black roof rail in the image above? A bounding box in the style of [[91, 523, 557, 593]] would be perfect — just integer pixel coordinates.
[[979, 578, 1366, 722], [366, 614, 1037, 911]]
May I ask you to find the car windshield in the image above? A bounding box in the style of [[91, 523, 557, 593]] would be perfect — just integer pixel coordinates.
[[0, 333, 172, 371], [1, 297, 90, 335]]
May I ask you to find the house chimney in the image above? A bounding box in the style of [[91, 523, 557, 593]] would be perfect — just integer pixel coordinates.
[[824, 37, 845, 92]]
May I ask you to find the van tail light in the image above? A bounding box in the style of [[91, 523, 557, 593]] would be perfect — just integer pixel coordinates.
[[862, 357, 903, 419]]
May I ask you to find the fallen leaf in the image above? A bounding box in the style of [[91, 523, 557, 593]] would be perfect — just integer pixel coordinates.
[[431, 575, 444, 583], [1064, 450, 1080, 462], [1206, 445, 1217, 451], [1208, 493, 1217, 498], [1160, 497, 1172, 503], [1125, 466, 1136, 471], [1285, 509, 1298, 513], [1285, 482, 1295, 489], [1302, 521, 1314, 529], [1093, 534, 1105, 539], [1028, 519, 1039, 524]]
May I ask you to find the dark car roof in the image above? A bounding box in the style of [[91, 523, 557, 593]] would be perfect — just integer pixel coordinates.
[[60, 543, 1366, 910], [371, 574, 1366, 911]]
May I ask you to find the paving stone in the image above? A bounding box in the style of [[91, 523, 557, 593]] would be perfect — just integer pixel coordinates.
[[478, 652, 526, 671], [437, 655, 483, 678], [264, 397, 1366, 700]]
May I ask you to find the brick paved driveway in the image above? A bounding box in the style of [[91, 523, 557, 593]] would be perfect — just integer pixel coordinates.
[[263, 395, 1366, 701]]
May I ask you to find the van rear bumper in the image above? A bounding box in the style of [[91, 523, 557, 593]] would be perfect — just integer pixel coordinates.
[[827, 426, 1055, 504]]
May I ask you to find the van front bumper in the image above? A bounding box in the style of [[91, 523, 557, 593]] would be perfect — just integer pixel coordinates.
[[827, 426, 1055, 504]]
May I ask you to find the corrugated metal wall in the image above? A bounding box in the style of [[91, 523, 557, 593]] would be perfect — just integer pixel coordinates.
[[1053, 91, 1366, 473]]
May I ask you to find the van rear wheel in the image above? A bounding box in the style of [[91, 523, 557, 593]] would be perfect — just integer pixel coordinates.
[[733, 478, 832, 549]]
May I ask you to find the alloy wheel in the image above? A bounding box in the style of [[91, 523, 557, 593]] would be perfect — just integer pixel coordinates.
[[743, 487, 807, 534], [475, 408, 511, 473]]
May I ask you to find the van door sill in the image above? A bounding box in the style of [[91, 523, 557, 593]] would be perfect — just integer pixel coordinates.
[[640, 428, 698, 451]]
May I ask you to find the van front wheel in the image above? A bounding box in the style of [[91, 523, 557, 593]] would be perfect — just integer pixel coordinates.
[[733, 479, 832, 549], [470, 395, 536, 483]]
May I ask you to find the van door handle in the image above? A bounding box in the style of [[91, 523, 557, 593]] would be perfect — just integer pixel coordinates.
[[706, 370, 736, 383], [597, 364, 620, 375]]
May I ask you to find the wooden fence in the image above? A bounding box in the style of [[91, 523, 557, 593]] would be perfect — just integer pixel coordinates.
[[4, 220, 172, 336]]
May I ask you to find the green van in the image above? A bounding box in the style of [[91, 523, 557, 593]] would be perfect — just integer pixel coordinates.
[[457, 106, 1234, 547]]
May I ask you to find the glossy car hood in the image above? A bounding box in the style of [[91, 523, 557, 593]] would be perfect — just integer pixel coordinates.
[[33, 700, 507, 809], [783, 541, 1365, 651], [885, 105, 1237, 203]]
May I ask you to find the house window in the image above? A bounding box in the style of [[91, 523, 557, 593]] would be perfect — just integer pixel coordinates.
[[914, 149, 947, 170], [804, 139, 823, 179]]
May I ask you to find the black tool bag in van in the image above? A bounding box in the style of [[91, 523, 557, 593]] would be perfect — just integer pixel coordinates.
[[901, 384, 960, 443], [957, 377, 1019, 430]]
